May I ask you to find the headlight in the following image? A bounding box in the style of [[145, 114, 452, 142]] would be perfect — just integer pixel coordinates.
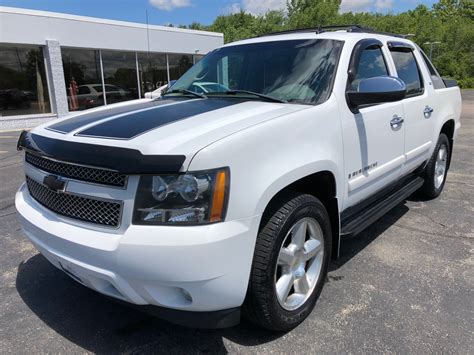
[[133, 168, 229, 225]]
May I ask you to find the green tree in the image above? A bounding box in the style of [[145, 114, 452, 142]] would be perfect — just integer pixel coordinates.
[[168, 0, 473, 87]]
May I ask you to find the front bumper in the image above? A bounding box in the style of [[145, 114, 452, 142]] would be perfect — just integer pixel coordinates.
[[15, 183, 260, 326]]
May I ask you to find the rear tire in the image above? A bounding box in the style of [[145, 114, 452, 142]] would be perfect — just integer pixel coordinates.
[[243, 191, 331, 331], [420, 133, 450, 199]]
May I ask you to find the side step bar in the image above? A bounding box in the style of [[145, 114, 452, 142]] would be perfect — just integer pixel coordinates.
[[341, 176, 424, 238]]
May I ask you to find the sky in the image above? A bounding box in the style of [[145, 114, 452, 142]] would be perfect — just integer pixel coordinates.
[[0, 0, 439, 26]]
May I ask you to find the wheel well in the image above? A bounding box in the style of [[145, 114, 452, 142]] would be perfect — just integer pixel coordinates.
[[260, 171, 340, 260], [440, 120, 455, 169]]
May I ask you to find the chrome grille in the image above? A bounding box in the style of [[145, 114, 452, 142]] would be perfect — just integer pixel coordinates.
[[26, 176, 122, 227], [25, 152, 127, 187]]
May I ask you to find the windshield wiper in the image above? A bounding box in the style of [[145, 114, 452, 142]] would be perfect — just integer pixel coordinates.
[[208, 90, 287, 103], [162, 89, 207, 99]]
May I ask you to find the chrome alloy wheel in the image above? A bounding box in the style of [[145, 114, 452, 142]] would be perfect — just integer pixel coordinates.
[[274, 217, 324, 311], [434, 144, 448, 189]]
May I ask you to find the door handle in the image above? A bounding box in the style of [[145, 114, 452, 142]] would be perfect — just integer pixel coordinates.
[[424, 106, 434, 118], [390, 115, 404, 129]]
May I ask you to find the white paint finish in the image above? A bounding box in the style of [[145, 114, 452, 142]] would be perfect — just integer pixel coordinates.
[[341, 100, 406, 204], [348, 155, 405, 192], [33, 100, 310, 171], [0, 7, 223, 54], [405, 141, 432, 162], [16, 184, 260, 310], [188, 95, 345, 219], [15, 31, 463, 313]]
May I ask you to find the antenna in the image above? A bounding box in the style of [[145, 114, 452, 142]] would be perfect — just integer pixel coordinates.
[[146, 10, 151, 56]]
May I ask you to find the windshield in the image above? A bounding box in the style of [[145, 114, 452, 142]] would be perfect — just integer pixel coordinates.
[[168, 39, 343, 105]]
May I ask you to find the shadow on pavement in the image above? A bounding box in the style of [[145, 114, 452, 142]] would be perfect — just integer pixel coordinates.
[[16, 202, 410, 353], [331, 202, 409, 271]]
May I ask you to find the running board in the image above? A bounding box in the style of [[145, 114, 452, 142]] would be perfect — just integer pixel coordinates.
[[341, 176, 424, 238]]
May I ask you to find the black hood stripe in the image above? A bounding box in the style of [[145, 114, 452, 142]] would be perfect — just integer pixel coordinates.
[[46, 98, 184, 134], [76, 99, 241, 140]]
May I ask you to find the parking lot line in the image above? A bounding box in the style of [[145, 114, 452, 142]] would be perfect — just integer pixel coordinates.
[[0, 151, 8, 154]]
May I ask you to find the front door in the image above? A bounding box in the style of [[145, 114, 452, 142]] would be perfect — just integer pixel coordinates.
[[341, 42, 406, 209]]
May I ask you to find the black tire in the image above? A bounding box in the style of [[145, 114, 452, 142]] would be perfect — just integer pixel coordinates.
[[420, 133, 450, 199], [243, 191, 331, 331]]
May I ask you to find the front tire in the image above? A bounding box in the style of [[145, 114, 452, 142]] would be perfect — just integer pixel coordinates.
[[420, 133, 450, 199], [243, 191, 331, 331]]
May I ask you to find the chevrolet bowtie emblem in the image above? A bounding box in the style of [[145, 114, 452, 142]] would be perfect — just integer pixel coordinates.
[[43, 175, 66, 193]]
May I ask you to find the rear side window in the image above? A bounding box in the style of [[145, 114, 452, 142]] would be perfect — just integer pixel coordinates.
[[351, 47, 388, 90], [390, 50, 423, 96], [419, 50, 446, 89]]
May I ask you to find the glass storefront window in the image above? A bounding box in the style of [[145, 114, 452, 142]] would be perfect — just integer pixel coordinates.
[[101, 50, 139, 104], [0, 44, 51, 117], [62, 48, 103, 111], [137, 52, 168, 98], [168, 54, 193, 81]]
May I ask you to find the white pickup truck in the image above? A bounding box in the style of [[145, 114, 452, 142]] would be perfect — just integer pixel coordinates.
[[16, 26, 462, 331]]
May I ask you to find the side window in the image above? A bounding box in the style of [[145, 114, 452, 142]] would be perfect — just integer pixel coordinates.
[[419, 50, 446, 89], [390, 50, 423, 96], [351, 46, 388, 90]]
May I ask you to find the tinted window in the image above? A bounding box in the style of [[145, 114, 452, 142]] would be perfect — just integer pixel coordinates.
[[419, 50, 445, 89], [0, 44, 51, 117], [137, 52, 168, 97], [101, 50, 139, 104], [62, 48, 103, 111], [351, 47, 388, 90], [168, 54, 193, 81], [170, 39, 343, 105], [390, 50, 423, 95]]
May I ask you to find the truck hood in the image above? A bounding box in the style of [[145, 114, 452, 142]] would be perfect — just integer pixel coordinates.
[[27, 98, 309, 172]]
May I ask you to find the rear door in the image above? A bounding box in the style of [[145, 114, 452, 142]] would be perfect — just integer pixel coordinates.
[[341, 40, 406, 209], [388, 42, 434, 174]]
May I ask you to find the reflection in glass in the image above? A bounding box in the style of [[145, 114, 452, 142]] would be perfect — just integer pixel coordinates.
[[168, 54, 193, 81], [390, 50, 423, 95], [352, 47, 388, 90], [137, 52, 168, 98], [194, 54, 205, 63], [101, 50, 139, 104], [0, 44, 51, 117], [171, 40, 343, 105], [62, 48, 103, 111]]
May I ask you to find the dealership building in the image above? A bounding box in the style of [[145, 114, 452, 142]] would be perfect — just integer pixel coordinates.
[[0, 6, 224, 129]]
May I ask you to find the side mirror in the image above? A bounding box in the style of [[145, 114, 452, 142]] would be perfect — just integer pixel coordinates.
[[347, 76, 407, 109]]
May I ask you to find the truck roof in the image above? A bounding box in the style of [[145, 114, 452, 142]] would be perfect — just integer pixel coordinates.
[[222, 26, 415, 48]]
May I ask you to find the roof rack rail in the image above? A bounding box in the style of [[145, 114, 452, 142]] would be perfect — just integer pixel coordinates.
[[259, 25, 406, 38]]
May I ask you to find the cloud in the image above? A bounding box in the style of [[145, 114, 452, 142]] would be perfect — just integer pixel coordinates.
[[339, 0, 373, 13], [340, 0, 394, 13], [241, 0, 287, 15], [149, 0, 192, 11], [375, 0, 393, 11], [222, 2, 242, 15]]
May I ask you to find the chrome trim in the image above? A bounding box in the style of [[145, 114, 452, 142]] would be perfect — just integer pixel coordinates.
[[25, 151, 128, 189], [25, 174, 124, 229]]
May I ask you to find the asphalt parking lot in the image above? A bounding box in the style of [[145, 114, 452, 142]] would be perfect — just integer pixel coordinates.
[[0, 91, 473, 354]]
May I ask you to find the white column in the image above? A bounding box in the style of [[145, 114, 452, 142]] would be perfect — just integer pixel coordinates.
[[44, 40, 69, 117]]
